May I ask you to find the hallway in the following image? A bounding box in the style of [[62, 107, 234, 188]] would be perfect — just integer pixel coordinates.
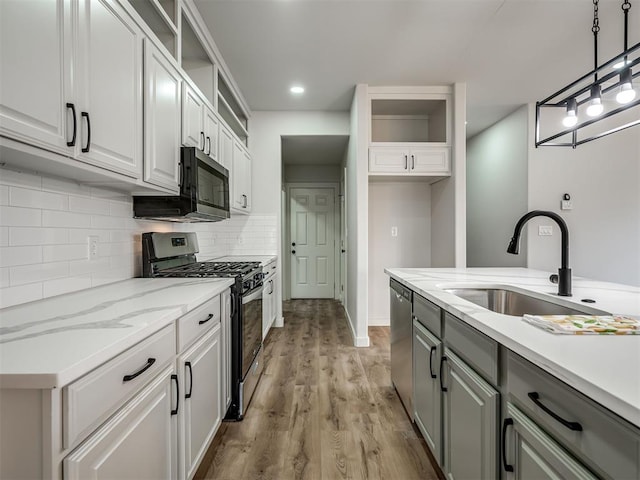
[[196, 299, 439, 480]]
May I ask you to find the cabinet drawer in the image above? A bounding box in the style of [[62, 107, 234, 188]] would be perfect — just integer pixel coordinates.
[[177, 295, 221, 352], [413, 293, 441, 338], [443, 312, 498, 385], [507, 350, 640, 479], [63, 324, 175, 449]]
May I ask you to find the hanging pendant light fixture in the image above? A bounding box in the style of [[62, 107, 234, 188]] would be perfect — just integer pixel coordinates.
[[535, 0, 639, 148]]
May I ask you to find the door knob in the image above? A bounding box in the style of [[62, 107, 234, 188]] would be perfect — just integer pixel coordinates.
[[292, 250, 296, 254], [292, 242, 296, 246]]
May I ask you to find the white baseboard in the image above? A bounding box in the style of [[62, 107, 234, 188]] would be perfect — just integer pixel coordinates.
[[368, 315, 390, 327], [344, 308, 370, 347]]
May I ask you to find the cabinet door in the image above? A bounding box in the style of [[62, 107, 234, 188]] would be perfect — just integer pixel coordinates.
[[64, 365, 178, 480], [413, 320, 442, 466], [143, 40, 181, 193], [0, 0, 72, 155], [270, 272, 279, 325], [368, 147, 409, 173], [262, 279, 272, 340], [232, 141, 251, 212], [182, 83, 204, 150], [504, 403, 598, 480], [443, 348, 498, 480], [221, 290, 232, 411], [180, 325, 222, 480], [75, 0, 143, 178], [203, 107, 219, 161], [218, 122, 234, 171], [410, 147, 450, 175]]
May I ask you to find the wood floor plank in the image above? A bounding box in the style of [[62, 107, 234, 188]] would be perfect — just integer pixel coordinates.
[[196, 299, 439, 480]]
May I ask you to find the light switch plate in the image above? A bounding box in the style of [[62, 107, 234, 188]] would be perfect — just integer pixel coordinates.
[[561, 200, 573, 210]]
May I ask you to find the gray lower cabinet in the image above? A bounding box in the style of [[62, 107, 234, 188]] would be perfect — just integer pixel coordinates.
[[503, 403, 598, 480], [442, 348, 499, 480], [413, 319, 442, 464]]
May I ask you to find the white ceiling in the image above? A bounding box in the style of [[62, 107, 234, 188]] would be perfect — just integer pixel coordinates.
[[194, 0, 638, 141]]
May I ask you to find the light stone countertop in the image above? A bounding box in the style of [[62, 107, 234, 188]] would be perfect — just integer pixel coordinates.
[[0, 278, 234, 389], [385, 267, 640, 428]]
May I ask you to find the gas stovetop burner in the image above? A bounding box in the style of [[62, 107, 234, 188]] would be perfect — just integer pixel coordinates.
[[155, 261, 261, 278]]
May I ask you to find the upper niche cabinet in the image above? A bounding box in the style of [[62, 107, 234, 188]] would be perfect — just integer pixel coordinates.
[[217, 73, 248, 146], [370, 98, 449, 144], [180, 12, 214, 105], [129, 0, 178, 58]]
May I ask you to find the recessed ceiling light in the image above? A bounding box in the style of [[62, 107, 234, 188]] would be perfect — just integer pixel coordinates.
[[290, 85, 305, 94]]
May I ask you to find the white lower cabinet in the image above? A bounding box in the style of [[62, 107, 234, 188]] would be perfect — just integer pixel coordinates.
[[64, 365, 179, 480], [503, 403, 598, 480], [413, 319, 442, 465], [442, 348, 499, 480], [179, 324, 222, 480], [222, 289, 232, 411]]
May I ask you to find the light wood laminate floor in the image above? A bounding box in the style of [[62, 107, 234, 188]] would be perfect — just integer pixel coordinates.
[[196, 299, 439, 480]]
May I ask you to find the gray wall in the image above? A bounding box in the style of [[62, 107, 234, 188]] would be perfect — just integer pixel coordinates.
[[284, 164, 341, 183], [467, 106, 528, 267]]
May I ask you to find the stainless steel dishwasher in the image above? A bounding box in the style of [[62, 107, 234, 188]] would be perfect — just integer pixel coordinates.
[[390, 278, 413, 419]]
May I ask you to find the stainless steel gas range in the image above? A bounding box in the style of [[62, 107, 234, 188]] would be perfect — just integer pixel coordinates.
[[142, 232, 264, 420]]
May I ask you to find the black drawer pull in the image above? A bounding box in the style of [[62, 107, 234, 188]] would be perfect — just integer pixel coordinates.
[[528, 392, 583, 431], [171, 374, 179, 415], [198, 313, 214, 325], [428, 346, 437, 379], [185, 361, 193, 399], [122, 357, 156, 382], [502, 418, 514, 472], [200, 131, 205, 151], [81, 111, 91, 153], [66, 103, 77, 146], [439, 356, 448, 392]]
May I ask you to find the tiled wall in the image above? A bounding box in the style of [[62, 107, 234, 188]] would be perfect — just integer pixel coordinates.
[[0, 167, 277, 309]]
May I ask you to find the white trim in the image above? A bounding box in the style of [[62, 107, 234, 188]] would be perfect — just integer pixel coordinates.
[[368, 315, 390, 327], [344, 307, 370, 347]]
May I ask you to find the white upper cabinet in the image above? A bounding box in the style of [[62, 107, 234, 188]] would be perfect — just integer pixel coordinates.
[[182, 82, 206, 150], [0, 0, 143, 178], [232, 141, 251, 213], [368, 89, 452, 178], [144, 40, 181, 192], [0, 0, 71, 154], [203, 106, 219, 160], [218, 121, 234, 171], [74, 0, 143, 178]]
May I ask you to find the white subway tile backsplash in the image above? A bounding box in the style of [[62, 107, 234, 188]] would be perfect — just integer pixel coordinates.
[[67, 228, 110, 244], [69, 195, 110, 215], [0, 282, 43, 309], [0, 185, 8, 205], [0, 246, 43, 267], [91, 214, 125, 229], [109, 200, 132, 217], [10, 187, 69, 211], [69, 257, 110, 276], [42, 244, 87, 263], [10, 227, 69, 246], [43, 274, 92, 298], [42, 176, 90, 196], [0, 168, 42, 189], [0, 267, 9, 288], [42, 210, 91, 228], [0, 227, 8, 247], [11, 261, 69, 286], [0, 206, 42, 227]]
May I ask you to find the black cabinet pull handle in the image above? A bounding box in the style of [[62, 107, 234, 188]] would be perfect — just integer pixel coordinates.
[[171, 374, 179, 415], [404, 154, 408, 170], [502, 418, 514, 472], [206, 136, 211, 155], [66, 103, 77, 146], [81, 112, 91, 152], [185, 362, 193, 399], [200, 131, 205, 151], [528, 392, 583, 431], [122, 357, 156, 382], [198, 313, 214, 325], [429, 346, 437, 379], [411, 154, 415, 170], [439, 356, 448, 392]]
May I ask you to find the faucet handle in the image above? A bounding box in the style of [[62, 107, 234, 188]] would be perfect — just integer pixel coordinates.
[[549, 274, 559, 284]]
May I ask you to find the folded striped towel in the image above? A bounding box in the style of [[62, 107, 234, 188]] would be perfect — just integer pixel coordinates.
[[522, 314, 640, 335]]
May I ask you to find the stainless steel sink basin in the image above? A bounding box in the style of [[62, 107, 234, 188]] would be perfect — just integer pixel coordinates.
[[442, 287, 608, 317]]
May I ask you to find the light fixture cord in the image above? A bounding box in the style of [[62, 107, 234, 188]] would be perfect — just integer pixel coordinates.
[[622, 0, 631, 52], [593, 0, 600, 81]]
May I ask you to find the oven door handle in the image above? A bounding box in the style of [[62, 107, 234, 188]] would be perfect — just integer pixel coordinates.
[[242, 285, 264, 304]]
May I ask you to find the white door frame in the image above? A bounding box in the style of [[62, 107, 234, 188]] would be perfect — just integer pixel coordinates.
[[286, 182, 340, 300]]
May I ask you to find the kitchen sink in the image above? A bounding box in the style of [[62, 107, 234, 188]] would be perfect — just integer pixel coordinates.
[[442, 286, 609, 317]]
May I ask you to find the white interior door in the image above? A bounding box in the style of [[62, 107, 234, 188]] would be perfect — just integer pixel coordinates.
[[290, 187, 335, 299]]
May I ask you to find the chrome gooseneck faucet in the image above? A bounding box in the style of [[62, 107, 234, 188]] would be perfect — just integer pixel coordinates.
[[507, 210, 572, 297]]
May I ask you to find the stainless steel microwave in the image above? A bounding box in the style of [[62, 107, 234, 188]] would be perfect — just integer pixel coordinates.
[[133, 147, 230, 222]]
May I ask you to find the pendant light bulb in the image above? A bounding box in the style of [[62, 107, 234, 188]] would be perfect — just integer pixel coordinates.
[[616, 69, 636, 105], [586, 84, 604, 117], [562, 98, 578, 128]]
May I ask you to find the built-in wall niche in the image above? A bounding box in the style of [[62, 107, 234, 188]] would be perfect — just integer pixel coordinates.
[[371, 99, 448, 143], [180, 12, 214, 104], [218, 73, 248, 145], [129, 0, 177, 58]]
